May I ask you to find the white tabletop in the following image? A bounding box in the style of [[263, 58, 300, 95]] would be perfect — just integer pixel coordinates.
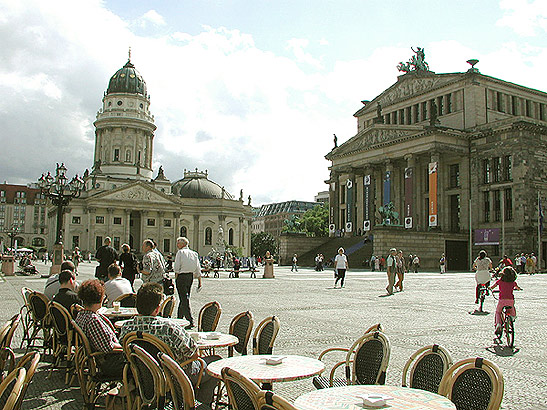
[[190, 332, 239, 350], [99, 307, 138, 318]]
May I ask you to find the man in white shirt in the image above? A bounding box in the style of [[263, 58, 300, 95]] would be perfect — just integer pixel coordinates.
[[386, 248, 397, 295], [104, 263, 133, 307], [44, 260, 79, 300], [174, 237, 202, 329]]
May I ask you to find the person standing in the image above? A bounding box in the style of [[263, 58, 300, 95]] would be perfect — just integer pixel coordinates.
[[119, 243, 138, 288], [334, 247, 348, 288], [291, 254, 298, 272], [72, 247, 82, 274], [386, 248, 397, 295], [95, 237, 118, 281], [173, 237, 202, 330], [439, 253, 446, 274], [412, 255, 420, 273], [370, 255, 376, 272], [395, 250, 405, 291], [263, 251, 274, 278], [140, 239, 165, 285]]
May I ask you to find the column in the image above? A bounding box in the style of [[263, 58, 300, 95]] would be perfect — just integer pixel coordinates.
[[239, 217, 243, 247], [87, 207, 95, 251], [328, 171, 339, 237], [174, 212, 181, 239], [124, 209, 131, 244], [107, 208, 113, 236], [157, 211, 163, 249], [429, 152, 440, 229], [193, 215, 200, 252]]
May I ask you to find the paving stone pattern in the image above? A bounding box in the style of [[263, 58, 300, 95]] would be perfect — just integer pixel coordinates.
[[1, 261, 545, 410]]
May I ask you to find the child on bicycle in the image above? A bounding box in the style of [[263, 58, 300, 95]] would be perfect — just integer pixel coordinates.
[[490, 266, 521, 336], [472, 250, 493, 304]]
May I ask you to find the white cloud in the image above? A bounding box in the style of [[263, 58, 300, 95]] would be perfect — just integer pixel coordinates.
[[138, 10, 167, 27], [497, 0, 547, 36], [286, 38, 323, 69]]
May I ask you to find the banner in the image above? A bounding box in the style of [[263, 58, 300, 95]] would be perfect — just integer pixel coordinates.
[[363, 174, 371, 231], [383, 171, 391, 206], [428, 162, 438, 227], [404, 167, 413, 228], [346, 178, 353, 227], [474, 228, 500, 245]]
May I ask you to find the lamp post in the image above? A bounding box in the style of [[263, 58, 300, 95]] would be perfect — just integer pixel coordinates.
[[38, 163, 84, 275], [5, 224, 20, 254]]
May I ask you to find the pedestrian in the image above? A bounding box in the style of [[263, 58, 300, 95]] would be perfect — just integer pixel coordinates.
[[370, 254, 376, 271], [515, 253, 522, 272], [531, 253, 537, 273], [263, 251, 274, 278], [525, 254, 534, 274], [95, 237, 118, 281], [72, 247, 82, 274], [319, 254, 324, 271], [439, 253, 446, 274], [104, 263, 133, 307], [334, 247, 348, 288], [173, 237, 202, 329], [386, 248, 397, 295], [119, 243, 138, 288], [473, 250, 493, 304], [139, 239, 165, 285], [379, 256, 385, 271], [519, 253, 526, 274], [395, 250, 405, 291], [412, 255, 420, 273], [374, 255, 380, 272], [291, 254, 298, 272]]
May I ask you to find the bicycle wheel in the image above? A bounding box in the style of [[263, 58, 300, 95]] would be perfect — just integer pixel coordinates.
[[479, 292, 485, 312], [505, 315, 515, 348]]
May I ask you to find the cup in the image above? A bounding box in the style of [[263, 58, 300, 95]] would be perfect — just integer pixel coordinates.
[[190, 332, 199, 342], [113, 301, 120, 312]]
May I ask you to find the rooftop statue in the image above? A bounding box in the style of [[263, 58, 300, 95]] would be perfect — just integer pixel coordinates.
[[397, 47, 430, 73]]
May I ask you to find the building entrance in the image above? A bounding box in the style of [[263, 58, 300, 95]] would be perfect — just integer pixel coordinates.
[[130, 211, 141, 251], [445, 240, 468, 271]]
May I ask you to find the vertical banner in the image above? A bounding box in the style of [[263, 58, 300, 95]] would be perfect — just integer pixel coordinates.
[[404, 167, 413, 228], [363, 174, 371, 231], [383, 171, 391, 206], [346, 179, 353, 232], [429, 162, 438, 227]]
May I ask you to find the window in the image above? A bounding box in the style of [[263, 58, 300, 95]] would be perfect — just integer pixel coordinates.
[[96, 236, 103, 250], [511, 96, 517, 115], [340, 185, 346, 205], [437, 96, 443, 116], [540, 103, 545, 121], [147, 218, 155, 226], [483, 159, 491, 184], [405, 107, 411, 124], [525, 100, 531, 117], [450, 194, 460, 232], [72, 216, 81, 224], [112, 217, 122, 225], [180, 226, 187, 237], [424, 167, 429, 192], [399, 109, 405, 124], [414, 104, 420, 123], [205, 227, 212, 245], [449, 164, 460, 188], [72, 235, 79, 249], [96, 216, 105, 224], [503, 155, 512, 181], [229, 228, 234, 246], [421, 101, 427, 121], [113, 237, 120, 250], [163, 219, 172, 227], [392, 111, 397, 124], [497, 92, 504, 112], [163, 238, 170, 253], [493, 190, 501, 222], [492, 157, 501, 182], [446, 94, 452, 114], [484, 192, 490, 222], [504, 188, 513, 221], [113, 148, 120, 162], [385, 113, 391, 124]]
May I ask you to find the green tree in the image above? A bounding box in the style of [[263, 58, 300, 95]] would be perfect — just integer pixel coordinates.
[[300, 204, 329, 237], [251, 232, 278, 257]]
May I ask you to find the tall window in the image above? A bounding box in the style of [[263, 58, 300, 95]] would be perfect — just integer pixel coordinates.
[[113, 148, 120, 162], [492, 157, 501, 182], [421, 101, 427, 121], [113, 237, 120, 250], [525, 100, 531, 117], [502, 155, 512, 181], [205, 227, 212, 245], [180, 226, 187, 237], [96, 236, 103, 250], [450, 194, 460, 232], [163, 238, 170, 253], [449, 164, 460, 188], [493, 190, 501, 222], [504, 188, 513, 221], [414, 104, 420, 123], [340, 185, 346, 205], [229, 228, 234, 245], [446, 93, 452, 114], [72, 235, 79, 249], [483, 159, 491, 184], [511, 96, 517, 115], [484, 192, 490, 222], [424, 167, 429, 192], [405, 107, 411, 124], [497, 92, 504, 112], [437, 96, 443, 116]]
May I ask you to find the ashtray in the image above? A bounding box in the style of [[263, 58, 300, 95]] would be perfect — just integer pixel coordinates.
[[357, 394, 394, 408], [264, 356, 285, 365], [204, 332, 221, 340]]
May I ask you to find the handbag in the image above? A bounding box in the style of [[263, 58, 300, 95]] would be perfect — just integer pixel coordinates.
[[163, 275, 175, 295]]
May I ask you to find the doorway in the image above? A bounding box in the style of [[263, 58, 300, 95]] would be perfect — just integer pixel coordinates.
[[445, 240, 468, 271], [130, 211, 141, 252]]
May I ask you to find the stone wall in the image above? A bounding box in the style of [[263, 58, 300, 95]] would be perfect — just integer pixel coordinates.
[[278, 233, 330, 266]]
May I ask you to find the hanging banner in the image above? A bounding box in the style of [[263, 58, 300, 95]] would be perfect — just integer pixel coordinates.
[[363, 174, 371, 231], [428, 162, 438, 227], [404, 167, 413, 228], [346, 179, 353, 232], [474, 228, 500, 245], [383, 171, 391, 206]]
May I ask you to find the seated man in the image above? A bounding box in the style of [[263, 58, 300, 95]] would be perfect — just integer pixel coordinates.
[[104, 263, 133, 307], [119, 283, 218, 409], [75, 279, 126, 378], [44, 261, 79, 300], [52, 269, 81, 313]]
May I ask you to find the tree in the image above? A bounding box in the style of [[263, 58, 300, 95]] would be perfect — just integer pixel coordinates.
[[300, 204, 329, 237], [251, 232, 277, 258]]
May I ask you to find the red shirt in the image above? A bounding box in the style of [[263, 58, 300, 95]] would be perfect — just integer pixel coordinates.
[[495, 280, 517, 300]]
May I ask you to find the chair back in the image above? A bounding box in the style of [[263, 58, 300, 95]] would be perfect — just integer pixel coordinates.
[[126, 343, 166, 410], [0, 315, 21, 350], [122, 331, 175, 362], [252, 316, 280, 355], [257, 390, 298, 410], [438, 357, 504, 410], [221, 367, 261, 410], [49, 302, 72, 343], [71, 320, 101, 380], [158, 352, 196, 410], [402, 344, 452, 393], [0, 368, 26, 410], [198, 301, 222, 332], [0, 348, 15, 382], [114, 293, 137, 307], [28, 291, 50, 325], [13, 351, 40, 410], [345, 330, 390, 385], [70, 304, 84, 319], [229, 311, 254, 357], [159, 295, 175, 318], [20, 288, 33, 308]]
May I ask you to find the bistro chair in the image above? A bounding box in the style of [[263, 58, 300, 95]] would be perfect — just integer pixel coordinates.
[[48, 302, 75, 384], [125, 343, 166, 410], [26, 291, 51, 352], [0, 348, 15, 382], [228, 311, 254, 357], [402, 344, 453, 393], [0, 368, 26, 410], [12, 351, 40, 410], [252, 316, 280, 355], [0, 314, 21, 350], [159, 295, 175, 318], [257, 390, 299, 410], [18, 288, 33, 349], [438, 357, 504, 410], [198, 301, 222, 332], [221, 367, 261, 410], [70, 303, 84, 319], [159, 352, 202, 410], [113, 293, 137, 307]]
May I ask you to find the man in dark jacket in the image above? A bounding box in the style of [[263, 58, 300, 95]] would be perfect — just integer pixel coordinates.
[[53, 269, 81, 313], [95, 237, 117, 281]]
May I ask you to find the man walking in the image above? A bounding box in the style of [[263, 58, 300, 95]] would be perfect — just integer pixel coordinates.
[[291, 254, 298, 272], [386, 248, 397, 295], [95, 237, 117, 281], [174, 237, 202, 329]]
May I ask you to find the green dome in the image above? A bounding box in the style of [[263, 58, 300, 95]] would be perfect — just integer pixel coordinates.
[[172, 170, 234, 200], [106, 60, 147, 96]]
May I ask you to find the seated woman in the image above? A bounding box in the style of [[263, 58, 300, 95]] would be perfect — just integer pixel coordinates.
[[75, 279, 126, 378]]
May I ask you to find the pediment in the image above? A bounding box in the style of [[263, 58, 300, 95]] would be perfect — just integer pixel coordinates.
[[90, 182, 179, 205]]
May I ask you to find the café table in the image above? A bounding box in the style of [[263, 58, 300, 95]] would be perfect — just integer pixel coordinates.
[[190, 332, 239, 351], [114, 317, 189, 328], [294, 385, 456, 410], [99, 306, 138, 319], [206, 354, 325, 390]]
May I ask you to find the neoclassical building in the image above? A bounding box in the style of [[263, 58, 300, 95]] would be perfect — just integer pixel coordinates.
[[47, 56, 253, 256], [326, 52, 547, 270]]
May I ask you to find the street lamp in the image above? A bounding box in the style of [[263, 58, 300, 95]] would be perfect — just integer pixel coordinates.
[[4, 224, 19, 254], [38, 163, 84, 274]]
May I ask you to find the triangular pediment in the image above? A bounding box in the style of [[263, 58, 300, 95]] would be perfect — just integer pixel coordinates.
[[88, 181, 180, 205]]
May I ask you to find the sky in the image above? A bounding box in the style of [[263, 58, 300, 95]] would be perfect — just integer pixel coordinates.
[[1, 0, 546, 206]]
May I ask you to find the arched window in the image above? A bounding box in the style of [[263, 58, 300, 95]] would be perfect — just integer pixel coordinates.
[[228, 228, 234, 246], [180, 226, 187, 237], [32, 237, 45, 247], [205, 227, 212, 245]]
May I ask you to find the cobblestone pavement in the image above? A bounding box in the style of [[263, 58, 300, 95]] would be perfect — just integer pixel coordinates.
[[1, 261, 545, 409]]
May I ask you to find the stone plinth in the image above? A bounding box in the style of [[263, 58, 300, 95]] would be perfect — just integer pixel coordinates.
[[1, 256, 15, 276]]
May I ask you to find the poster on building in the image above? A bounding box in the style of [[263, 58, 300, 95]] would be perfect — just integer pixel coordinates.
[[383, 171, 391, 206], [404, 167, 413, 229], [428, 162, 438, 227], [346, 179, 353, 228], [474, 228, 500, 245], [363, 174, 371, 231]]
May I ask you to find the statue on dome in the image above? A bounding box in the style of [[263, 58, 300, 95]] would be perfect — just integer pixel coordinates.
[[397, 47, 430, 73], [239, 189, 243, 201]]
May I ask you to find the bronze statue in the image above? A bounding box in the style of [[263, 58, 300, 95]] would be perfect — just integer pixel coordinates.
[[333, 134, 338, 148], [397, 47, 430, 73]]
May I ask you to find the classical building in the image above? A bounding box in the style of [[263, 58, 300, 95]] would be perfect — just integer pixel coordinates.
[[46, 56, 253, 256], [326, 51, 547, 270], [253, 200, 319, 238], [0, 184, 48, 251], [314, 191, 329, 204]]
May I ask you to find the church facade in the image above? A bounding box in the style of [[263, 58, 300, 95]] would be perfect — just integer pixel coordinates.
[[47, 56, 253, 256], [326, 52, 547, 270]]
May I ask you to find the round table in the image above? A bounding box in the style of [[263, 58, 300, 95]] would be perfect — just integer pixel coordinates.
[[114, 317, 189, 329], [100, 307, 138, 318], [294, 385, 456, 410], [206, 354, 325, 389], [191, 332, 239, 350]]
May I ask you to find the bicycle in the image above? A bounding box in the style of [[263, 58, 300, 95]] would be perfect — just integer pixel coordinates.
[[477, 283, 489, 312], [496, 305, 515, 348]]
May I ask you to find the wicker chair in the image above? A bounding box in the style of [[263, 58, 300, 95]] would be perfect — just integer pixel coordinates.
[[113, 293, 137, 307], [159, 352, 204, 410], [402, 344, 453, 393], [313, 329, 390, 389], [12, 351, 40, 410], [126, 343, 166, 410], [18, 288, 33, 349], [252, 316, 280, 355], [0, 368, 26, 410], [0, 348, 15, 382], [257, 390, 298, 410], [198, 301, 222, 332], [0, 314, 21, 350], [48, 302, 75, 383], [221, 367, 261, 410], [159, 295, 175, 318], [438, 357, 504, 410], [228, 311, 254, 357], [70, 303, 84, 319], [26, 291, 51, 352]]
